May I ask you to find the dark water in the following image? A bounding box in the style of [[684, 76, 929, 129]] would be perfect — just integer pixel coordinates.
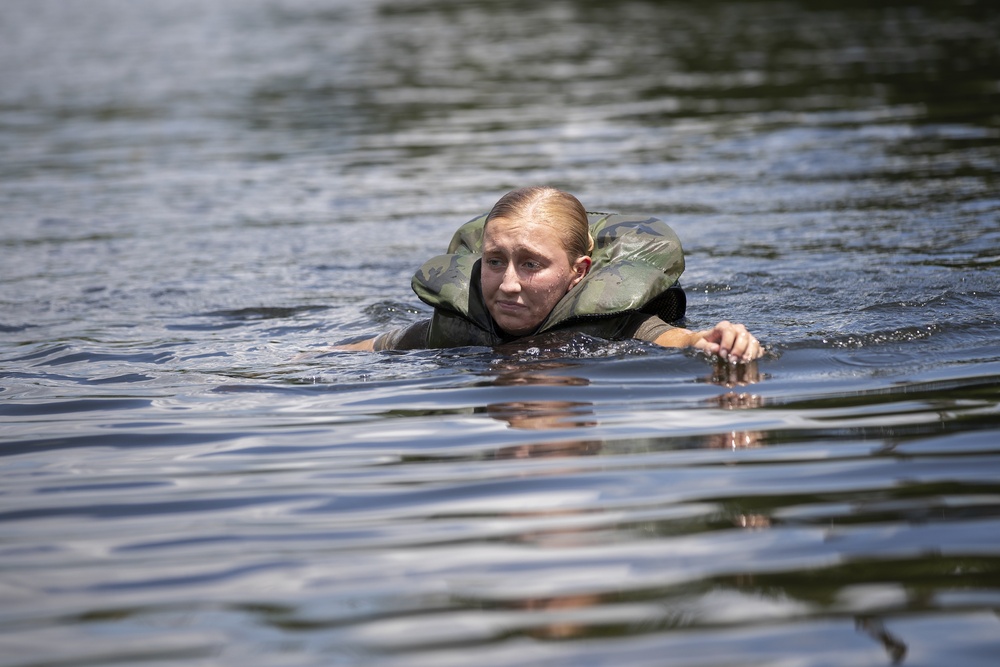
[[2, 1, 1000, 665]]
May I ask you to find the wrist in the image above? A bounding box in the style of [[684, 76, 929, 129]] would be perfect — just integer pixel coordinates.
[[654, 327, 699, 349]]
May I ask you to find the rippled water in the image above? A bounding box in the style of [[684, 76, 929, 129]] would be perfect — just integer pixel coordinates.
[[2, 1, 999, 665]]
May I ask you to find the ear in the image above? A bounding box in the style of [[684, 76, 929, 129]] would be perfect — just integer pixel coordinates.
[[568, 256, 592, 290]]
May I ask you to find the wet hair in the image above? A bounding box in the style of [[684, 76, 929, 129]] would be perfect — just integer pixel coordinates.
[[484, 186, 594, 260]]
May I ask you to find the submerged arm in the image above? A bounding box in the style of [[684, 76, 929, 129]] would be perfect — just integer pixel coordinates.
[[335, 337, 377, 351]]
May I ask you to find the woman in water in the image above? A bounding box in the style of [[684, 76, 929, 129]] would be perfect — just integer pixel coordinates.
[[341, 186, 762, 361]]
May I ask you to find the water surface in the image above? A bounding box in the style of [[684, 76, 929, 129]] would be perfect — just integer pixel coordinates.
[[2, 1, 999, 665]]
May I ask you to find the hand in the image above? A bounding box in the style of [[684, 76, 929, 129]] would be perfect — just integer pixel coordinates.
[[692, 320, 763, 362]]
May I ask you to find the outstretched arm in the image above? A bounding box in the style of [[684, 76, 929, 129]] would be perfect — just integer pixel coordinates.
[[654, 320, 763, 361], [333, 320, 432, 352]]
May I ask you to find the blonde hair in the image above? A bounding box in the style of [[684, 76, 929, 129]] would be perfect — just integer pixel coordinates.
[[485, 187, 594, 259]]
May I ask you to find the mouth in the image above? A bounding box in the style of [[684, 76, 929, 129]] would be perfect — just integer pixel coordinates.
[[494, 300, 526, 313]]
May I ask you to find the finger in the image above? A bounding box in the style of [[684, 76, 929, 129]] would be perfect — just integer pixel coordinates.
[[718, 324, 743, 359], [743, 336, 764, 361], [694, 337, 720, 355], [698, 327, 722, 344], [728, 327, 752, 358]]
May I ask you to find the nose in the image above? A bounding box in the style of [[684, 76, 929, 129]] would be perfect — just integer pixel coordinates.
[[499, 263, 520, 294]]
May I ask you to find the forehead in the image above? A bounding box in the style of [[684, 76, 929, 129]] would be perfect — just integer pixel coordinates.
[[482, 215, 565, 252]]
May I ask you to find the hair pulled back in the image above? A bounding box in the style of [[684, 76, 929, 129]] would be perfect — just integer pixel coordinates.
[[485, 186, 594, 260]]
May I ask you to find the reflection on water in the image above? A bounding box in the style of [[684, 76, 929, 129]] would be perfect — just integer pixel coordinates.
[[2, 0, 1000, 665], [485, 358, 765, 454], [486, 366, 601, 455], [480, 361, 778, 643], [857, 616, 908, 665]]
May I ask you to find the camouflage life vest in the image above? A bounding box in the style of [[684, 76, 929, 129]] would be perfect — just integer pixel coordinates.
[[411, 212, 687, 348]]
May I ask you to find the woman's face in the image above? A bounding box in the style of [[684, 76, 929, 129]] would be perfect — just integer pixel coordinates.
[[480, 216, 590, 336]]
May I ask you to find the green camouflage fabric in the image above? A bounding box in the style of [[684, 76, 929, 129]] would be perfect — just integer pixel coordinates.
[[411, 212, 686, 348]]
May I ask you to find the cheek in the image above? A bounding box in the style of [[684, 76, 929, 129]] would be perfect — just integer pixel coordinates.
[[533, 274, 570, 301], [481, 270, 501, 292]]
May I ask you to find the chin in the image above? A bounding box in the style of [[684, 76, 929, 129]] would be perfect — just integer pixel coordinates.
[[494, 315, 537, 337], [499, 323, 532, 336]]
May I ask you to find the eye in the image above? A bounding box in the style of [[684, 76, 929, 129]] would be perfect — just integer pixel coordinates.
[[522, 260, 542, 270], [484, 257, 505, 268]]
